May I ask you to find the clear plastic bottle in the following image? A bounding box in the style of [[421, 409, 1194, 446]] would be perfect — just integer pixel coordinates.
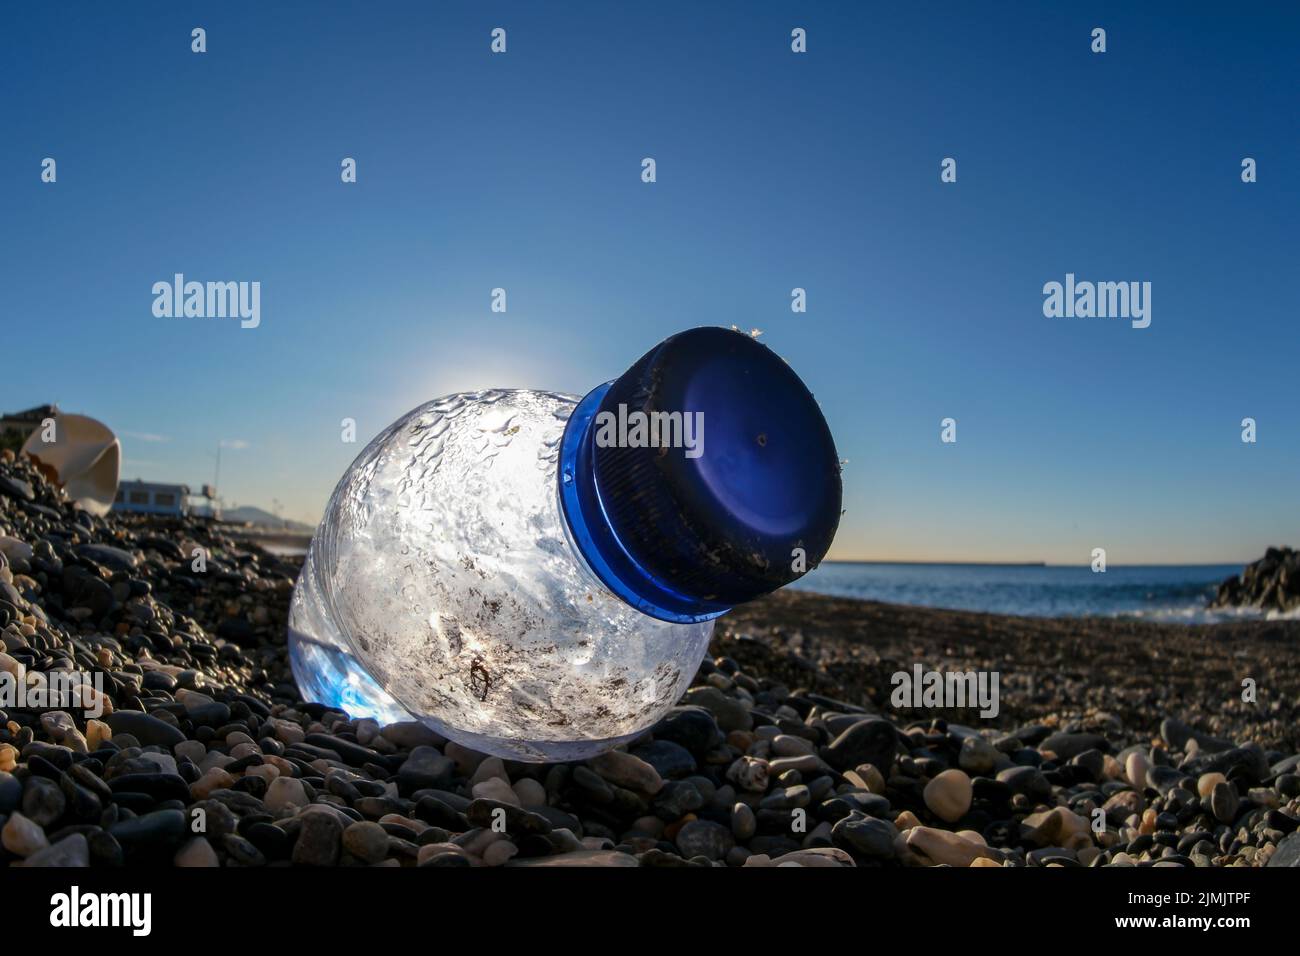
[[288, 327, 841, 761]]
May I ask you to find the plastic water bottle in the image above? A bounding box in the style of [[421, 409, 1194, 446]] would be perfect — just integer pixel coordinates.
[[288, 327, 842, 760]]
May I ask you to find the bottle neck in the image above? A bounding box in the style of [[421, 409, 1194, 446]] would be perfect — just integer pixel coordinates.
[[558, 382, 731, 624]]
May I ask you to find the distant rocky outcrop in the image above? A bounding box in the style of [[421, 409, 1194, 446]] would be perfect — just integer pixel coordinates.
[[1212, 547, 1300, 613]]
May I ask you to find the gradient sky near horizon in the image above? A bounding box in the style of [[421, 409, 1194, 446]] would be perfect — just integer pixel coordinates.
[[3, 2, 1297, 564]]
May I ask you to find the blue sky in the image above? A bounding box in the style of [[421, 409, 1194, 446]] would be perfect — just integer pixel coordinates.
[[2, 1, 1296, 563]]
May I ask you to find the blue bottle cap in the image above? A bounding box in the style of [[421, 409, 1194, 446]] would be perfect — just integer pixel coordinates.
[[559, 327, 842, 623]]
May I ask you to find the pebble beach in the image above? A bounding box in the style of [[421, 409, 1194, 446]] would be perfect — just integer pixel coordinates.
[[3, 450, 1299, 869]]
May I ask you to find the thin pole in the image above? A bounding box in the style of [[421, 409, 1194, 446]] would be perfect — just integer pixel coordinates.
[[213, 443, 222, 520]]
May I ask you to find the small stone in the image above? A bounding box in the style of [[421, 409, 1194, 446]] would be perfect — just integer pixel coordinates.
[[85, 719, 112, 750], [472, 777, 521, 806], [1162, 718, 1234, 754], [760, 784, 811, 811], [0, 475, 35, 501], [831, 811, 897, 859], [651, 706, 724, 755], [399, 746, 456, 791], [997, 765, 1050, 800], [343, 821, 390, 864], [22, 775, 66, 827], [906, 827, 1003, 867], [18, 833, 89, 867], [589, 749, 664, 795], [1278, 774, 1300, 799], [1102, 789, 1144, 824], [1247, 787, 1279, 809], [923, 769, 973, 823], [1126, 751, 1151, 792], [768, 754, 827, 776], [845, 764, 886, 794], [1197, 772, 1227, 798], [1039, 732, 1106, 761], [773, 847, 855, 867], [631, 815, 664, 838], [771, 735, 814, 757], [417, 842, 472, 865], [354, 718, 381, 746], [663, 813, 694, 844], [40, 710, 77, 741], [265, 775, 308, 811], [1070, 749, 1106, 782], [466, 798, 551, 835], [2, 811, 49, 857], [1023, 806, 1091, 850], [1138, 808, 1159, 835], [174, 837, 219, 867], [0, 770, 21, 811], [381, 720, 442, 749], [674, 819, 734, 861], [726, 756, 769, 792], [468, 756, 509, 787], [823, 718, 898, 773], [222, 833, 267, 866], [293, 808, 343, 866], [895, 810, 922, 831], [513, 777, 547, 807], [88, 831, 124, 868], [1210, 781, 1239, 824], [104, 711, 186, 749], [630, 740, 697, 780], [682, 686, 751, 733], [958, 737, 998, 775], [269, 718, 305, 745], [109, 809, 187, 849], [190, 767, 235, 800], [443, 742, 486, 776], [1183, 746, 1269, 781], [1268, 832, 1300, 867], [0, 536, 34, 561], [731, 802, 756, 840], [245, 764, 279, 785], [0, 653, 26, 686], [726, 730, 754, 752], [1147, 765, 1187, 795], [482, 839, 518, 866]]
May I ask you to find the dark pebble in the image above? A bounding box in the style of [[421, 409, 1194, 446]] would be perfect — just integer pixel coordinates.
[[104, 712, 186, 749], [822, 718, 898, 773], [22, 774, 67, 826], [630, 740, 697, 779]]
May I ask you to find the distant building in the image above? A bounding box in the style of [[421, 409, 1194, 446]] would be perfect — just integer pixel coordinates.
[[1, 404, 59, 445], [113, 480, 192, 516]]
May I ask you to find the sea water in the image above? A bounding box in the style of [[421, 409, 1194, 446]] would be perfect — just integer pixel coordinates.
[[787, 561, 1277, 622]]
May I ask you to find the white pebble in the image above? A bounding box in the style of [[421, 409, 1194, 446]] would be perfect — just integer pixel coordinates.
[[1125, 752, 1151, 791], [174, 837, 219, 867], [2, 812, 48, 857], [265, 776, 309, 811], [923, 769, 973, 823]]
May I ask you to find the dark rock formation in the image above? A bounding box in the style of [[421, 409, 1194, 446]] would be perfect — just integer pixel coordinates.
[[1211, 547, 1300, 614]]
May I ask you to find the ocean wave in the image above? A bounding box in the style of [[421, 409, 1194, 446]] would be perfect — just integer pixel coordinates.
[[785, 562, 1267, 621], [1123, 603, 1300, 624]]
